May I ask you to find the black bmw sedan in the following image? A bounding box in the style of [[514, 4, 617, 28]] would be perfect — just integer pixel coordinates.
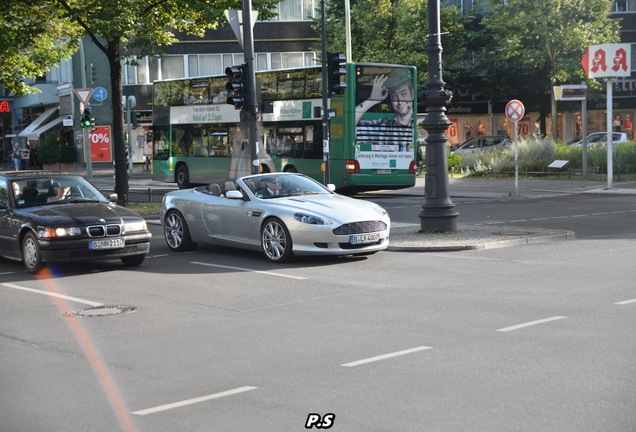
[[0, 171, 151, 274]]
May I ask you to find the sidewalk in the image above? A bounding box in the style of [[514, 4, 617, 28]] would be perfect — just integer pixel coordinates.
[[383, 176, 636, 251]]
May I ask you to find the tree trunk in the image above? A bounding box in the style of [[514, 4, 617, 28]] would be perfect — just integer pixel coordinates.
[[106, 39, 128, 206]]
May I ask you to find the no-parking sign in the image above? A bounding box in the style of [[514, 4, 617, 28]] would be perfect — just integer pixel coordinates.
[[505, 99, 525, 122]]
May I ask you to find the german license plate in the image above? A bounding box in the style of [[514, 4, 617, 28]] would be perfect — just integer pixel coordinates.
[[89, 238, 125, 250], [377, 169, 391, 174], [350, 233, 380, 245]]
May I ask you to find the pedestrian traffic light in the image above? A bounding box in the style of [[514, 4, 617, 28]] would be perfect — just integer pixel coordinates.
[[132, 112, 141, 128], [327, 53, 347, 95], [80, 106, 92, 128], [225, 64, 248, 109]]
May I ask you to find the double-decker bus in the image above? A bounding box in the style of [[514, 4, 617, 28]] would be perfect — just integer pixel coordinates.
[[151, 62, 418, 193]]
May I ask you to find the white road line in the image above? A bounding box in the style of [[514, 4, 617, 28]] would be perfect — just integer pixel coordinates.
[[496, 316, 567, 332], [1, 282, 103, 306], [132, 386, 257, 416], [614, 298, 636, 305], [191, 262, 306, 280], [341, 346, 433, 367], [0, 272, 15, 276]]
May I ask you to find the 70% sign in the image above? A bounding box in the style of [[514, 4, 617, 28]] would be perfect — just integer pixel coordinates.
[[88, 125, 113, 162]]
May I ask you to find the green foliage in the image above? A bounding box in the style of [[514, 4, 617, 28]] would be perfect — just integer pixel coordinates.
[[37, 133, 62, 164], [60, 142, 77, 164]]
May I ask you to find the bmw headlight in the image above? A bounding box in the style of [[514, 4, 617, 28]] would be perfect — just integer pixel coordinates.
[[294, 213, 334, 225], [124, 220, 148, 233], [38, 227, 81, 238], [372, 204, 388, 217]]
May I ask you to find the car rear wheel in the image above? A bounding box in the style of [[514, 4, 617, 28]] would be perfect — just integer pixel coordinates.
[[164, 210, 196, 251], [261, 218, 294, 262], [121, 254, 145, 267], [22, 232, 43, 274]]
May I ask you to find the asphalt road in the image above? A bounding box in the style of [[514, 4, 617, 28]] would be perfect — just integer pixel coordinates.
[[2, 180, 636, 432]]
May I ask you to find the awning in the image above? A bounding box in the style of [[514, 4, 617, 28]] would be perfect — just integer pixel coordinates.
[[17, 107, 57, 139], [27, 116, 63, 140]]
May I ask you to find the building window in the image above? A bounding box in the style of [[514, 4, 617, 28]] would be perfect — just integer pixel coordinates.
[[613, 0, 636, 11], [272, 0, 316, 20], [160, 56, 184, 80]]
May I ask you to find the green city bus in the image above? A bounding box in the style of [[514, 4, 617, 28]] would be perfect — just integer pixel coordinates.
[[151, 62, 418, 193]]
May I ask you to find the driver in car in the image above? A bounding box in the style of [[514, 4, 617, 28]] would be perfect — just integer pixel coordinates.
[[256, 177, 279, 198]]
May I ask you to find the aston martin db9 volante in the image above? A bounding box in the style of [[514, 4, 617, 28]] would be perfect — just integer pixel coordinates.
[[0, 172, 151, 273], [161, 173, 390, 262]]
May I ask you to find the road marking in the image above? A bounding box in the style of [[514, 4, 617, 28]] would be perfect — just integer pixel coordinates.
[[132, 386, 257, 416], [614, 298, 636, 305], [191, 262, 306, 280], [496, 316, 567, 332], [1, 282, 102, 306], [341, 346, 433, 367]]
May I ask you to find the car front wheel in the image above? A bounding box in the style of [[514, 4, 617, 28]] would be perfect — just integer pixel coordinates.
[[261, 218, 293, 263], [22, 232, 43, 274], [164, 210, 196, 251]]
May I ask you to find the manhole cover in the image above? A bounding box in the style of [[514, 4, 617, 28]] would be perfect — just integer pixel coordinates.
[[63, 305, 137, 318]]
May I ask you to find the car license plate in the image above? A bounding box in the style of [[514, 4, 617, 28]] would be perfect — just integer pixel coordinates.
[[377, 169, 391, 174], [89, 238, 125, 250], [350, 233, 380, 245]]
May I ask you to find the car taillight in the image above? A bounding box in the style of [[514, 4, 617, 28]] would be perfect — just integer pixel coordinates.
[[409, 160, 418, 174], [345, 159, 360, 174]]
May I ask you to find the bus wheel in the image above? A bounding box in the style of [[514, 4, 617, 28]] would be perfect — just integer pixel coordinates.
[[176, 165, 190, 189], [284, 166, 297, 173], [261, 218, 294, 263]]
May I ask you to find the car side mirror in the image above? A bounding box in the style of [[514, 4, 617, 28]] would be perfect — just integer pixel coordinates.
[[327, 184, 336, 192], [108, 193, 118, 202], [225, 190, 244, 200]]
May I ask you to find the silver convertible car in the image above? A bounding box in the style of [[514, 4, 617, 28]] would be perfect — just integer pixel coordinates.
[[160, 173, 391, 262]]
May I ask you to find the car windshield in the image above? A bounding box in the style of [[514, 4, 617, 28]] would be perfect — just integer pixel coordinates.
[[11, 176, 106, 207], [243, 174, 331, 199]]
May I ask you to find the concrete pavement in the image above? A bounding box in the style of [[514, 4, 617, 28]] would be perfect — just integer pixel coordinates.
[[386, 176, 636, 251]]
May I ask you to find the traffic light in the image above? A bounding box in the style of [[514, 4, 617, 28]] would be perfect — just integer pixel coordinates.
[[90, 63, 97, 84], [225, 64, 247, 109], [80, 106, 92, 128], [132, 112, 141, 128], [327, 53, 347, 95]]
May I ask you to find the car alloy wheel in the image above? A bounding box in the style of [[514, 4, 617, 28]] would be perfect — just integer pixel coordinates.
[[261, 218, 293, 262], [164, 210, 195, 251]]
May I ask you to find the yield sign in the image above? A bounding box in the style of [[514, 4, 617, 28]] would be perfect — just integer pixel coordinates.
[[74, 88, 93, 105], [505, 99, 525, 122]]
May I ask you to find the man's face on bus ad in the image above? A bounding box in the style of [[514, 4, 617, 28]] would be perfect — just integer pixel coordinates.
[[389, 82, 413, 119]]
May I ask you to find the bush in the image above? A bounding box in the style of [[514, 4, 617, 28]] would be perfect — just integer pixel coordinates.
[[37, 133, 62, 164]]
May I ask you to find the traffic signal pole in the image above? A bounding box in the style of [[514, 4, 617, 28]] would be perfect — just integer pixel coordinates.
[[320, 0, 330, 185], [242, 0, 260, 175]]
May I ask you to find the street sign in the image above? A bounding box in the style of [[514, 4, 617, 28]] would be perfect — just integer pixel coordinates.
[[582, 43, 631, 79], [74, 88, 93, 105], [554, 84, 587, 101], [93, 87, 107, 102], [505, 99, 525, 122]]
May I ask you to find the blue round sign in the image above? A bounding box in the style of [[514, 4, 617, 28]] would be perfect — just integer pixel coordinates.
[[93, 87, 108, 102]]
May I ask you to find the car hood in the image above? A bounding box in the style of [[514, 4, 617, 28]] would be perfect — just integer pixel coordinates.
[[19, 203, 142, 226], [272, 194, 386, 222]]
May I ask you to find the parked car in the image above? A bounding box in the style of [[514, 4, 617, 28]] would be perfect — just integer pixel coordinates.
[[0, 172, 151, 273], [161, 173, 391, 262], [451, 136, 510, 155], [568, 132, 629, 147]]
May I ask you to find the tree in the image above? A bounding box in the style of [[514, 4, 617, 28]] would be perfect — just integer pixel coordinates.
[[482, 0, 620, 139], [6, 0, 277, 205], [321, 0, 464, 90], [0, 0, 81, 95]]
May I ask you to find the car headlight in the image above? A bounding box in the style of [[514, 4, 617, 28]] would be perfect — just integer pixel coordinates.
[[372, 204, 388, 217], [294, 212, 334, 225], [124, 220, 148, 233], [38, 227, 82, 238]]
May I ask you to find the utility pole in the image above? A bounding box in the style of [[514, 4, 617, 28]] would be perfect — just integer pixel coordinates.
[[320, 0, 330, 184], [242, 0, 260, 174]]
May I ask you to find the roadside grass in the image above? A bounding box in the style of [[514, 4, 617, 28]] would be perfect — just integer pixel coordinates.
[[126, 201, 161, 215]]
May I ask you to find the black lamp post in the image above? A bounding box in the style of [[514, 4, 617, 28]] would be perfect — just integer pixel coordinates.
[[418, 0, 459, 232]]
